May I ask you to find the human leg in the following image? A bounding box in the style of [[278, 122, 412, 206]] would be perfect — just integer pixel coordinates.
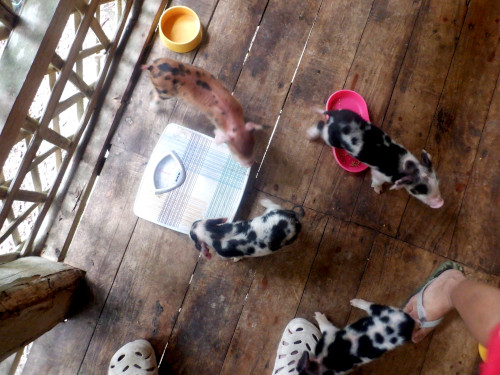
[[449, 279, 500, 346], [404, 262, 500, 346], [403, 263, 465, 343]]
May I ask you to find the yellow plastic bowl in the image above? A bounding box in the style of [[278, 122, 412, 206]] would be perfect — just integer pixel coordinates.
[[159, 6, 202, 53]]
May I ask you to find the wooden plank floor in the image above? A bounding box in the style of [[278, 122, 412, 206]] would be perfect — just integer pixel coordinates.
[[23, 0, 500, 374]]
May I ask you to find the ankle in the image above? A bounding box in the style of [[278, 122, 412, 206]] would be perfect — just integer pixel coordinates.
[[444, 271, 467, 307]]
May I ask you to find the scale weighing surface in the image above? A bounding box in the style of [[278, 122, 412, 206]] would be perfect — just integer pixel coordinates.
[[134, 123, 250, 234]]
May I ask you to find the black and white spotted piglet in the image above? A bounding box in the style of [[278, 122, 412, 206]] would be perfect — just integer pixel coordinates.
[[189, 199, 304, 260], [307, 109, 444, 208], [297, 299, 415, 375]]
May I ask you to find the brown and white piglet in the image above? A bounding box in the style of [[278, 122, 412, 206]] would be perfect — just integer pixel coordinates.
[[142, 58, 263, 167]]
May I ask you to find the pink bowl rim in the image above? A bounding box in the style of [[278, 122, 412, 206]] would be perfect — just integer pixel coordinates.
[[326, 90, 369, 172]]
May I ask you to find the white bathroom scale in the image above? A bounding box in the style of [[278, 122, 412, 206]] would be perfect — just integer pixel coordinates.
[[134, 123, 250, 234]]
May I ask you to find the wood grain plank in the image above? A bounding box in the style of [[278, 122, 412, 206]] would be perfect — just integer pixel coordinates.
[[351, 0, 468, 235], [348, 235, 441, 375], [301, 0, 424, 219], [447, 77, 500, 275], [296, 220, 377, 325], [161, 252, 257, 375], [81, 0, 285, 373], [39, 0, 168, 260], [78, 216, 200, 374], [22, 146, 145, 375], [254, 0, 374, 205], [230, 0, 321, 162], [75, 2, 258, 364], [159, 0, 332, 371], [165, 0, 270, 140], [397, 1, 500, 254], [215, 197, 328, 375]]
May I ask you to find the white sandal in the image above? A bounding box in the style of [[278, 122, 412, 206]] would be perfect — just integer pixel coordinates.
[[272, 318, 321, 375], [108, 339, 158, 375]]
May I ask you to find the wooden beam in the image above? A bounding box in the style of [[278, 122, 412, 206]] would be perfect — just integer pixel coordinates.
[[2, 142, 71, 192], [77, 43, 105, 61], [53, 91, 86, 118], [22, 117, 72, 150], [0, 252, 19, 266], [30, 144, 64, 172], [0, 256, 84, 362], [0, 186, 47, 203], [21, 116, 38, 132], [51, 53, 94, 98], [0, 1, 18, 30], [0, 202, 39, 244], [48, 73, 63, 168], [39, 128, 72, 151], [89, 16, 111, 49], [76, 0, 111, 49], [0, 347, 23, 375], [0, 0, 13, 10], [0, 25, 9, 41]]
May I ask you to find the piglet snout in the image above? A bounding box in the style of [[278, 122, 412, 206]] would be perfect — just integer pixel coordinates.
[[242, 159, 254, 168], [429, 198, 444, 209]]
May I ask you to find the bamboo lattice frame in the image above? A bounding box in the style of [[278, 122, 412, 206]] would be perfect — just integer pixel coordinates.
[[0, 0, 132, 261]]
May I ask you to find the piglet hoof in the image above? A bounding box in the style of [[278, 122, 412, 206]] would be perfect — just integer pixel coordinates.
[[313, 312, 329, 325], [232, 257, 242, 262], [372, 185, 383, 194], [350, 298, 370, 310]]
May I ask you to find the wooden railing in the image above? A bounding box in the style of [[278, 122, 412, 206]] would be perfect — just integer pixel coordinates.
[[0, 0, 131, 259], [0, 0, 139, 371]]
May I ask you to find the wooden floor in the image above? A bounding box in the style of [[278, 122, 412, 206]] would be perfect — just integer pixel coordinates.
[[23, 0, 500, 374]]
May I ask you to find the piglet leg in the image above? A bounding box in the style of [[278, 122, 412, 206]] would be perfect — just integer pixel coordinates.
[[350, 298, 372, 313], [314, 312, 339, 336], [370, 169, 387, 194]]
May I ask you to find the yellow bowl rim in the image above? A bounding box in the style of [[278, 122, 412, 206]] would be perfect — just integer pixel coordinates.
[[159, 6, 202, 46]]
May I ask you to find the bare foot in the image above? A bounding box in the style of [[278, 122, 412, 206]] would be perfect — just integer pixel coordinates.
[[404, 269, 466, 343]]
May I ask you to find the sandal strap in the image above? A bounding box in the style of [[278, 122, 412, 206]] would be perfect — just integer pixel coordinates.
[[416, 279, 443, 329]]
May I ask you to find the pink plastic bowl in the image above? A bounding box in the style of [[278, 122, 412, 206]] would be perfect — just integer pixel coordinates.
[[326, 90, 369, 173]]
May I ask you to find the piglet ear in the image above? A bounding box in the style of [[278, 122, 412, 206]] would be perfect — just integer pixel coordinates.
[[200, 243, 212, 260], [390, 175, 414, 190], [421, 150, 433, 169], [205, 218, 228, 227], [312, 106, 326, 115], [245, 122, 267, 132]]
